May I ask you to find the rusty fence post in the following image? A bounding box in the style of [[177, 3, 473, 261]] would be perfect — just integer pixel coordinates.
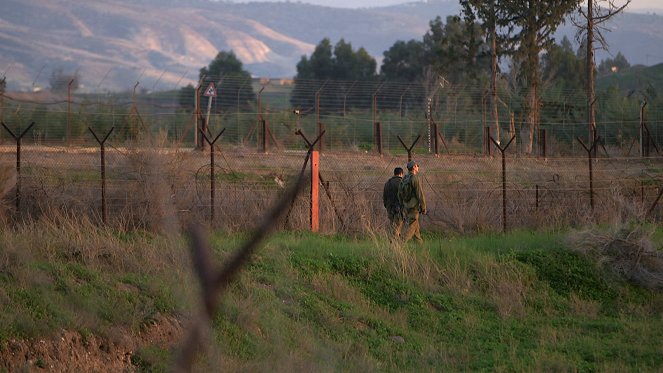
[[311, 150, 319, 232], [261, 120, 268, 154], [199, 128, 226, 223], [89, 126, 114, 224], [397, 135, 421, 163], [539, 128, 547, 158], [640, 101, 647, 157], [1, 121, 34, 212], [642, 122, 660, 157], [576, 136, 600, 211], [374, 122, 383, 156], [490, 135, 516, 233], [287, 129, 326, 231], [432, 120, 440, 156], [67, 79, 74, 147]]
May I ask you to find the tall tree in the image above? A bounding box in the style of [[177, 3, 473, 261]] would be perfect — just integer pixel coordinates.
[[598, 52, 630, 74], [461, 0, 506, 143], [380, 40, 425, 82], [574, 0, 630, 147], [500, 0, 582, 153], [542, 36, 585, 91], [49, 68, 79, 93], [291, 38, 378, 112], [197, 51, 255, 112], [423, 16, 490, 84]]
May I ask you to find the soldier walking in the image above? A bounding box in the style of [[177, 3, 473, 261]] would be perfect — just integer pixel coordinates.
[[383, 167, 404, 239], [398, 160, 427, 243]]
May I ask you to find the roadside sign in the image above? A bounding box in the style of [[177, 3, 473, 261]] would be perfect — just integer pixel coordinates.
[[203, 82, 217, 97]]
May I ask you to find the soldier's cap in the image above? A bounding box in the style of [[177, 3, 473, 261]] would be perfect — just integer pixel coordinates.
[[407, 160, 418, 170]]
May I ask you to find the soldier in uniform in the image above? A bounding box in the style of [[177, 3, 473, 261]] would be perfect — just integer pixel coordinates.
[[398, 160, 427, 243], [383, 167, 404, 239]]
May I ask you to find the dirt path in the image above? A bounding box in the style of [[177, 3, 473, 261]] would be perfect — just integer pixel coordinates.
[[0, 315, 184, 372]]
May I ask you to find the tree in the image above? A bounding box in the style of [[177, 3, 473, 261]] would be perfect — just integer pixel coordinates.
[[598, 52, 630, 74], [574, 0, 630, 147], [542, 36, 585, 91], [178, 84, 195, 111], [423, 16, 490, 84], [197, 51, 255, 112], [461, 0, 508, 143], [49, 68, 79, 93], [290, 38, 378, 112], [540, 37, 586, 135], [500, 0, 582, 153], [380, 40, 425, 82], [380, 16, 489, 85]]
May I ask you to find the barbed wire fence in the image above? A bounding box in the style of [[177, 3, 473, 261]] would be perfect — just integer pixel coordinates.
[[1, 74, 663, 233], [4, 73, 663, 371]]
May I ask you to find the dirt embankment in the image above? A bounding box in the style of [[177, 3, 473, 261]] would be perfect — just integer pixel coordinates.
[[0, 315, 183, 372]]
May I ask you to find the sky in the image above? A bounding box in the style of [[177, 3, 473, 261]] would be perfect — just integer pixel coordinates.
[[224, 0, 663, 11]]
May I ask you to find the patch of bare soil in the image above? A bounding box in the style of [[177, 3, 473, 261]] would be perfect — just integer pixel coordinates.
[[0, 315, 183, 372]]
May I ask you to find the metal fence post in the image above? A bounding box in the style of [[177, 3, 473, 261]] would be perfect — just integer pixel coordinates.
[[397, 135, 421, 163], [576, 136, 600, 211], [311, 150, 319, 232], [490, 135, 515, 233], [286, 130, 325, 229], [539, 128, 547, 158], [89, 126, 114, 224], [1, 121, 34, 212], [200, 128, 226, 222], [640, 101, 647, 157]]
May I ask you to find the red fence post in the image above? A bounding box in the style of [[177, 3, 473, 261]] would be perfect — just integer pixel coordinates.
[[311, 150, 319, 232]]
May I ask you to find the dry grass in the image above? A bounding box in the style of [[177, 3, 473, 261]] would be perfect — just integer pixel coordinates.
[[0, 163, 15, 223], [439, 256, 473, 295], [5, 210, 188, 276], [568, 293, 601, 318], [3, 144, 663, 235], [568, 223, 663, 290]]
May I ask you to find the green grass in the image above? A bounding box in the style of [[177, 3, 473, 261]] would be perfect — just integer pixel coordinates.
[[194, 229, 663, 371], [0, 222, 185, 345], [1, 225, 662, 371]]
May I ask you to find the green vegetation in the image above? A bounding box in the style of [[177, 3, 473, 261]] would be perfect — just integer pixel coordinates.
[[1, 220, 662, 371], [0, 221, 186, 344]]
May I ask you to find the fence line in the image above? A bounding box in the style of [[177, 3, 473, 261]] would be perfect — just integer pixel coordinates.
[[2, 76, 662, 156], [2, 134, 663, 233]]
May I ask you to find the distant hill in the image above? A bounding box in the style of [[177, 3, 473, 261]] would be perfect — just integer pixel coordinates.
[[0, 0, 661, 92]]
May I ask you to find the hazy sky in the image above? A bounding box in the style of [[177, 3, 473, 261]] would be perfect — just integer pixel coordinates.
[[224, 0, 663, 11]]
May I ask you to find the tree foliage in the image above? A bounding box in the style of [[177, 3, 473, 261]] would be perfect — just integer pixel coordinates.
[[179, 51, 255, 112], [290, 38, 378, 112], [380, 40, 425, 83], [499, 0, 582, 152], [598, 52, 630, 74], [542, 36, 585, 91], [424, 16, 490, 84], [49, 68, 79, 93]]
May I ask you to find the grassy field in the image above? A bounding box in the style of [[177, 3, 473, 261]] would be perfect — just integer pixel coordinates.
[[1, 215, 662, 371]]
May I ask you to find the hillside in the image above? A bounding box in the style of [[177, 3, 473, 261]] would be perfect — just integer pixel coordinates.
[[1, 220, 662, 371], [0, 0, 452, 92], [1, 0, 662, 92]]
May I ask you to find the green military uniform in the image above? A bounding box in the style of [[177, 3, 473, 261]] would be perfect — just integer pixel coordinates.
[[398, 169, 426, 243], [383, 175, 403, 238]]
